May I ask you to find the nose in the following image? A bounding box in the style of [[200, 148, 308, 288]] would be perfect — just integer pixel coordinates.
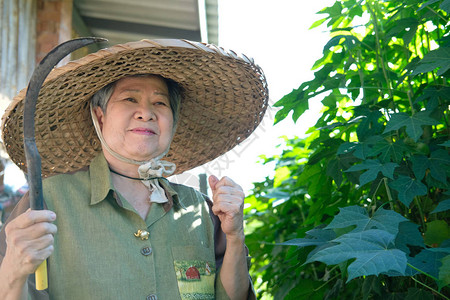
[[135, 102, 156, 121]]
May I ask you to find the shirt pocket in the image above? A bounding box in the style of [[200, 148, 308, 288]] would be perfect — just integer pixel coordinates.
[[172, 245, 216, 300]]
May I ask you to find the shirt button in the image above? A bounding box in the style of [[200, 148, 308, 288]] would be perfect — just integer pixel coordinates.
[[141, 246, 152, 256]]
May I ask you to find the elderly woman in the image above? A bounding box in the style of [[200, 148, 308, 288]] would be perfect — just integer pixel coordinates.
[[0, 40, 268, 299]]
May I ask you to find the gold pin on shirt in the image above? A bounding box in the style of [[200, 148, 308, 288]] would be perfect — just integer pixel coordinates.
[[134, 229, 150, 240]]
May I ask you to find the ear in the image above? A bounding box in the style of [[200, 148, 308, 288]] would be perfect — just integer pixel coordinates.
[[93, 106, 105, 130]]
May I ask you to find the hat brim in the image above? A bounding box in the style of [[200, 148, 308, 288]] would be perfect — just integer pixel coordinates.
[[1, 39, 269, 176]]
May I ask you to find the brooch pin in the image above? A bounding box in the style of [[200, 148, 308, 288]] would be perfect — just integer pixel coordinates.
[[134, 229, 150, 240]]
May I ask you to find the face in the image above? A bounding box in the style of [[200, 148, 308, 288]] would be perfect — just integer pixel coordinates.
[[94, 75, 174, 161]]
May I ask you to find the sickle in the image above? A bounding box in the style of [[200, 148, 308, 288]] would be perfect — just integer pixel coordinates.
[[23, 37, 106, 290]]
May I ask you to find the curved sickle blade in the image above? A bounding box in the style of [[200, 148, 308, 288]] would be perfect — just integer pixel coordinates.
[[23, 37, 106, 291], [23, 37, 106, 210]]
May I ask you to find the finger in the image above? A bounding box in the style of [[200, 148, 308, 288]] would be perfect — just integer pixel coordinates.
[[30, 233, 55, 252], [214, 176, 237, 186], [211, 201, 243, 217], [6, 216, 57, 244], [212, 196, 244, 211], [26, 223, 58, 240], [6, 222, 57, 252], [208, 175, 219, 192], [21, 243, 54, 273], [214, 176, 239, 189], [212, 185, 245, 198], [14, 210, 56, 229]]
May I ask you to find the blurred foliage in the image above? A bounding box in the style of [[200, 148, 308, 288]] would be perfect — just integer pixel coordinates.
[[244, 0, 450, 299]]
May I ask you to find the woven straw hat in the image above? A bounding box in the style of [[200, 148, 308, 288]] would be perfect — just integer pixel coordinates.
[[1, 39, 269, 176]]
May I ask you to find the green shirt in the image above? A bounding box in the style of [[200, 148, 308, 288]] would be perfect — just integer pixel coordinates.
[[0, 153, 254, 299]]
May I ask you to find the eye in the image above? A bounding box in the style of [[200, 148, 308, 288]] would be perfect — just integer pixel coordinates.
[[124, 97, 137, 103], [155, 101, 168, 106]]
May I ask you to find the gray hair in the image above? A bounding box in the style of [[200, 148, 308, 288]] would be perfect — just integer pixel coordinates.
[[90, 74, 181, 126]]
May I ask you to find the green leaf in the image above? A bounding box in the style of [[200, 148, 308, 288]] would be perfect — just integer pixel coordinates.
[[424, 220, 450, 246], [326, 158, 343, 187], [369, 139, 409, 163], [264, 189, 290, 201], [284, 279, 325, 300], [429, 149, 450, 183], [320, 1, 343, 17], [411, 151, 450, 183], [337, 142, 371, 160], [405, 288, 434, 300], [345, 159, 398, 186], [410, 155, 429, 181], [308, 143, 341, 165], [416, 86, 450, 107], [440, 0, 450, 14], [383, 111, 439, 142], [280, 228, 336, 247], [273, 86, 309, 124], [439, 255, 450, 289], [406, 248, 446, 279], [385, 18, 419, 46], [362, 276, 383, 300], [395, 221, 425, 255], [326, 206, 407, 235], [385, 292, 407, 299], [355, 109, 384, 141], [389, 176, 428, 207], [336, 153, 361, 184], [323, 35, 359, 53], [418, 0, 440, 11], [309, 17, 327, 30], [298, 164, 330, 197], [411, 47, 450, 76], [306, 229, 407, 281], [274, 166, 290, 187], [426, 174, 450, 190], [431, 199, 450, 213], [440, 141, 450, 147], [324, 278, 344, 300]]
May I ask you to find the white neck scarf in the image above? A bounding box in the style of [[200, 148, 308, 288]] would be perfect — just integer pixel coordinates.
[[90, 104, 176, 203]]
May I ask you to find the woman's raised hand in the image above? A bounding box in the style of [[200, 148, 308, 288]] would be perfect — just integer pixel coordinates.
[[3, 209, 57, 278], [208, 175, 245, 242]]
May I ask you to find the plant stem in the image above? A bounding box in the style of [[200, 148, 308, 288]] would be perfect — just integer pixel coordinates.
[[410, 276, 449, 300], [414, 196, 426, 231], [354, 50, 366, 103], [299, 203, 306, 224], [383, 178, 395, 210], [407, 263, 438, 281], [366, 1, 392, 99], [407, 88, 415, 116], [424, 29, 438, 84], [403, 38, 416, 112], [311, 263, 319, 281], [426, 6, 449, 23], [371, 178, 384, 208], [314, 273, 340, 292]]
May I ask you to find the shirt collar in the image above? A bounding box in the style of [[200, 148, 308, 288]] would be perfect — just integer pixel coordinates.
[[89, 153, 114, 205], [88, 153, 183, 210], [157, 178, 186, 210]]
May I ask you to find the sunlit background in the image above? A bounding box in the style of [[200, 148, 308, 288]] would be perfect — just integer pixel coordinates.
[[173, 0, 334, 194]]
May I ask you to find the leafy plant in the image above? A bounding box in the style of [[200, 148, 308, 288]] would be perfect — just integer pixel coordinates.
[[244, 0, 450, 299]]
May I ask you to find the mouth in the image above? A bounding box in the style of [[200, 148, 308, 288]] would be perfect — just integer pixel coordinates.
[[130, 127, 157, 135]]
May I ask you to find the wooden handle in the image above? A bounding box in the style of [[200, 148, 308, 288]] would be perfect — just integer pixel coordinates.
[[35, 260, 48, 290]]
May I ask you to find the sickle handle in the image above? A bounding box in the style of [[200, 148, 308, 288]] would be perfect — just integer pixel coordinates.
[[23, 37, 107, 290]]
